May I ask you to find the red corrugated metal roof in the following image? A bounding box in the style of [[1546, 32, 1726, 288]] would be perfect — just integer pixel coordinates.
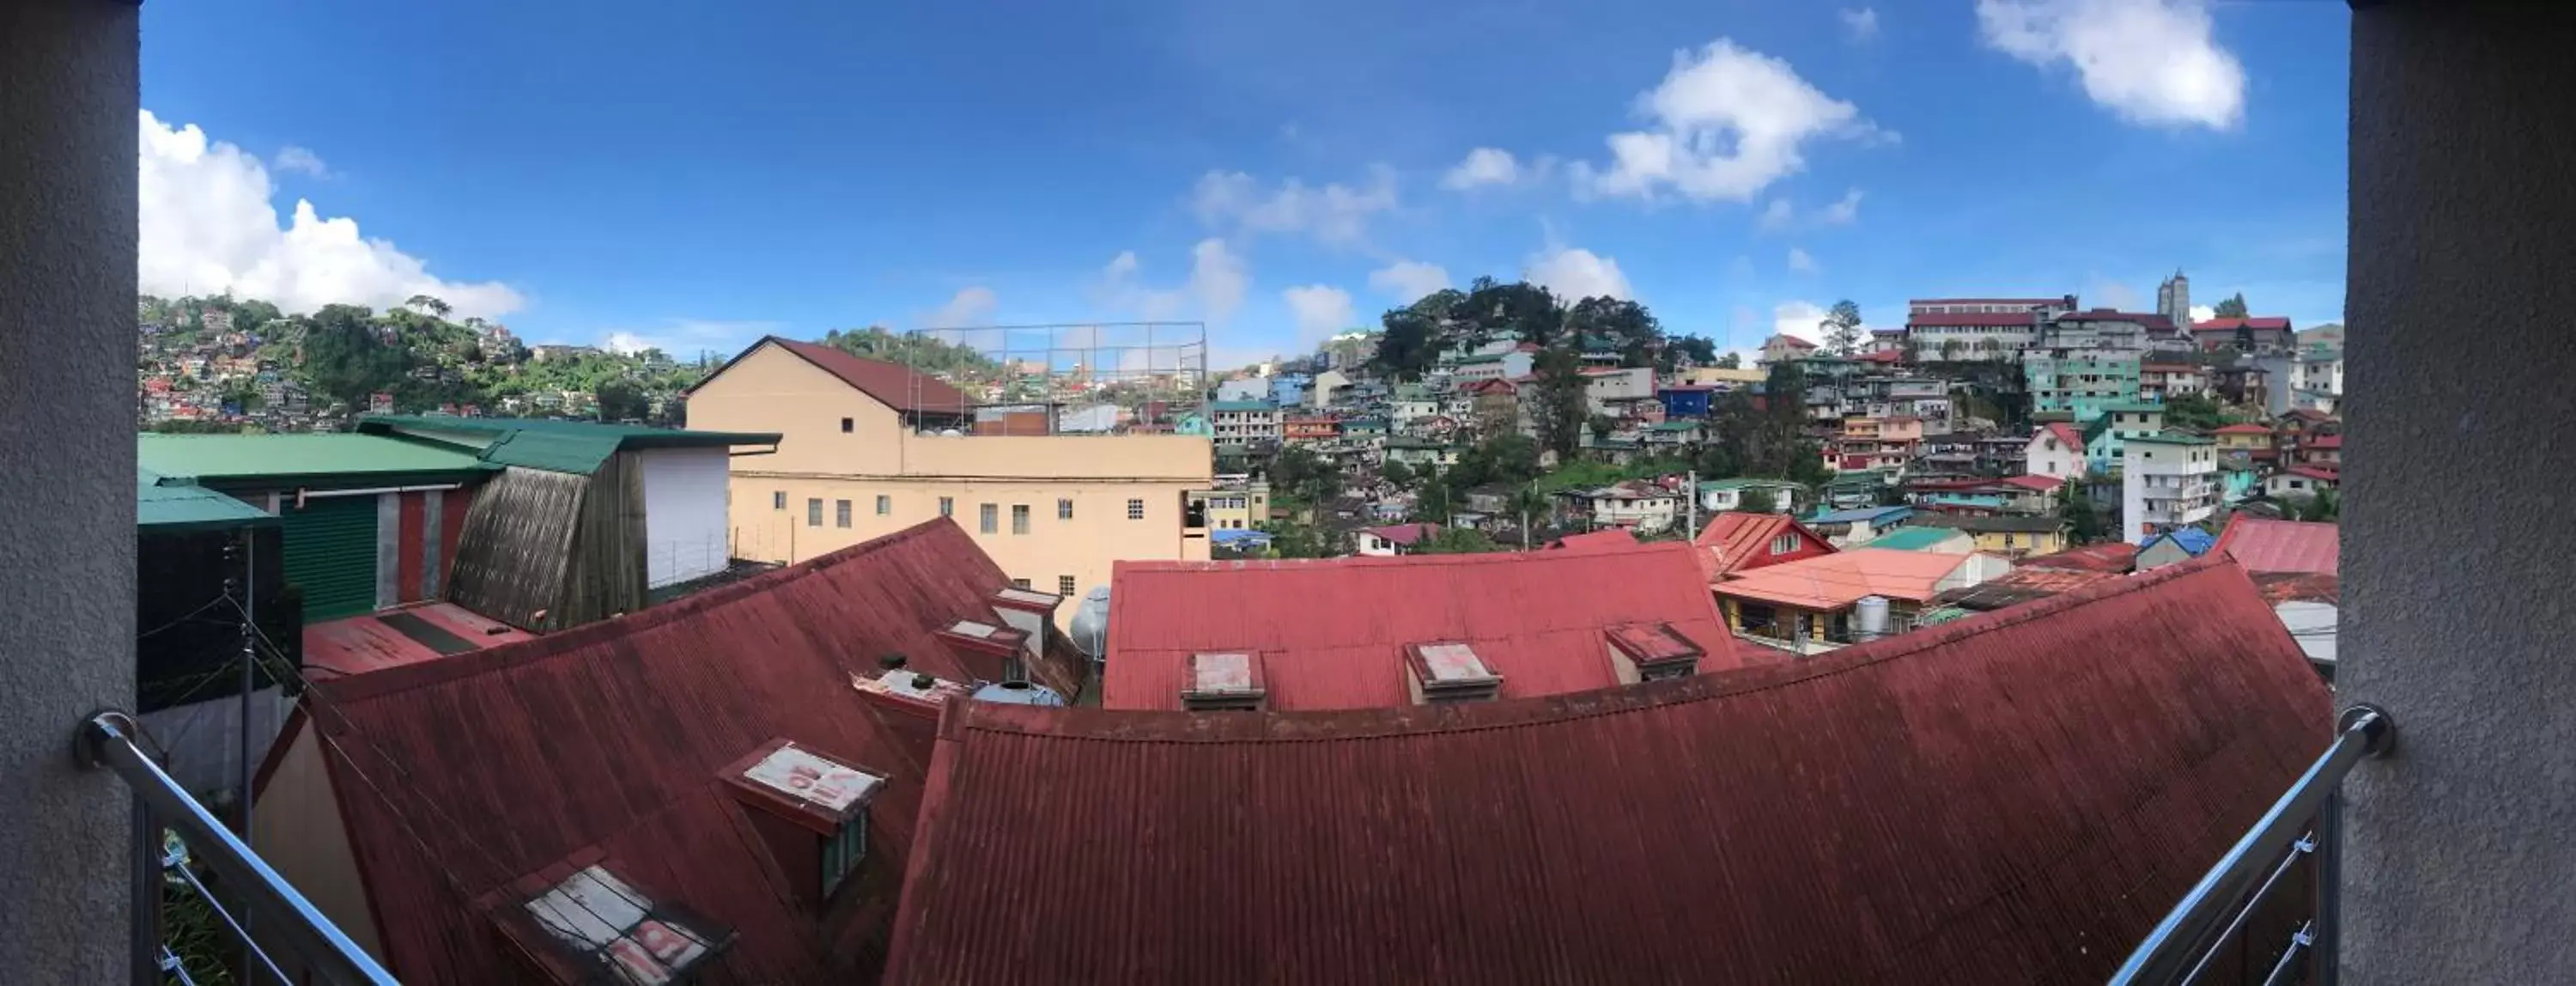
[[1996, 474, 2064, 492], [1712, 548, 1972, 608], [303, 602, 535, 679], [2216, 515, 2341, 575], [761, 337, 974, 413], [1103, 542, 1759, 711], [292, 519, 1030, 983], [1360, 522, 1439, 546], [1547, 529, 1637, 552], [1907, 311, 2044, 326], [2306, 434, 2342, 449], [2045, 423, 2085, 449], [2020, 541, 2139, 573], [1693, 511, 1833, 580], [2191, 317, 2293, 332], [882, 556, 2333, 986], [1911, 296, 2066, 305]]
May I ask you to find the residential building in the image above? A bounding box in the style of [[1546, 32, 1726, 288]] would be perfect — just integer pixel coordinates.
[[1213, 377, 1268, 403], [2022, 349, 2142, 422], [2265, 464, 2342, 501], [2215, 459, 2263, 503], [683, 337, 1214, 612], [1388, 383, 1439, 422], [1269, 373, 1309, 406], [2300, 348, 2345, 397], [1642, 419, 1701, 449], [1461, 378, 1522, 435], [1801, 505, 1915, 547], [1919, 565, 2125, 621], [1099, 541, 1753, 711], [1711, 548, 2002, 648], [253, 520, 1084, 983], [1698, 478, 1805, 514], [2191, 316, 2298, 354], [2210, 360, 2270, 407], [1382, 436, 1457, 470], [1834, 415, 1924, 472], [2215, 514, 2342, 683], [1279, 415, 1338, 444], [1564, 480, 1683, 533], [1354, 522, 1440, 556], [1206, 400, 1283, 444], [2139, 361, 2208, 400], [1903, 514, 2071, 557], [1674, 365, 1767, 389], [2136, 526, 2218, 571], [1693, 511, 1836, 581], [2042, 309, 2172, 350], [2091, 401, 2169, 467], [1656, 383, 1715, 419], [884, 557, 2326, 985], [1582, 366, 1660, 417], [1904, 295, 2073, 361], [1860, 526, 1980, 554], [1759, 332, 1820, 364], [2213, 422, 2275, 460], [1975, 433, 2029, 474], [1986, 473, 2067, 514], [1818, 470, 1895, 510], [1449, 347, 1534, 383], [1308, 368, 1350, 408], [2025, 423, 2089, 479], [2301, 433, 2344, 467], [1186, 481, 1269, 532], [2121, 432, 2220, 543]]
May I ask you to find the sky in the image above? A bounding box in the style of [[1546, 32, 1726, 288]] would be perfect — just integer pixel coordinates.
[[138, 0, 2350, 367]]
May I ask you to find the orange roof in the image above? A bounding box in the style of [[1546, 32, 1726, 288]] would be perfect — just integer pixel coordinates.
[[2042, 423, 2084, 448], [1694, 512, 1832, 580], [1714, 549, 1971, 608], [2215, 515, 2339, 575], [1996, 474, 2064, 492]]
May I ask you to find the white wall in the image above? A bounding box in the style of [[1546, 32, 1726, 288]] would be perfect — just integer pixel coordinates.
[[641, 447, 733, 587]]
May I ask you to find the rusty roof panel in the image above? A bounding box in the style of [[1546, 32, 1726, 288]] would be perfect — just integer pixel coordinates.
[[2215, 515, 2341, 575], [885, 556, 2331, 984]]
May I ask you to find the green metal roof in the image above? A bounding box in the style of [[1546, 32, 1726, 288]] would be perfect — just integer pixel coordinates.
[[1206, 401, 1278, 413], [2127, 430, 2215, 445], [1699, 478, 1806, 491], [1646, 421, 1702, 431], [1862, 527, 1966, 551], [358, 415, 781, 475], [138, 433, 490, 485], [137, 466, 278, 533]]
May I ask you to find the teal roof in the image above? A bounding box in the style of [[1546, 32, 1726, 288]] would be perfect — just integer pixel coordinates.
[[138, 433, 489, 485], [360, 415, 780, 475], [1647, 421, 1702, 432], [1864, 527, 1966, 551], [137, 466, 277, 533], [2128, 430, 2215, 446], [1207, 400, 1278, 412], [1699, 478, 1806, 491]]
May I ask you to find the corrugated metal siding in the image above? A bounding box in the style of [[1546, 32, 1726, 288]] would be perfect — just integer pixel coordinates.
[[282, 496, 380, 621], [306, 519, 1025, 984], [884, 557, 2335, 985], [395, 492, 425, 604], [556, 450, 648, 628], [444, 466, 586, 630], [1103, 542, 1759, 711]]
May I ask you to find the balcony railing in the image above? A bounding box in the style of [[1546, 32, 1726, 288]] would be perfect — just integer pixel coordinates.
[[2110, 705, 2396, 986], [74, 710, 398, 986]]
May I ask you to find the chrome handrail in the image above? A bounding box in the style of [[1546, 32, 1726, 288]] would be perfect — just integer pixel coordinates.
[[2108, 704, 2396, 986], [75, 709, 400, 986]]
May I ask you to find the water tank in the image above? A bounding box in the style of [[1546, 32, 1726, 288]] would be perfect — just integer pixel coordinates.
[[972, 680, 1066, 706], [1854, 595, 1891, 642], [1069, 586, 1111, 660]]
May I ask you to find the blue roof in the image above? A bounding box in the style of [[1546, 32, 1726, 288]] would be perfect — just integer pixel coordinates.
[[1807, 505, 1913, 524], [2144, 527, 2218, 556]]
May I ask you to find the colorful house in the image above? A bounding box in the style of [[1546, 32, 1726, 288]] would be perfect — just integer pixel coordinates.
[[1711, 548, 1998, 650]]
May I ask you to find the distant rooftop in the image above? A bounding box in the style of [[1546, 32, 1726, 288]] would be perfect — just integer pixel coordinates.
[[360, 414, 780, 474], [137, 466, 276, 533], [138, 432, 489, 485]]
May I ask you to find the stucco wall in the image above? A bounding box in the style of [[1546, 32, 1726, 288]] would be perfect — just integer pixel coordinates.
[[0, 0, 138, 978], [2342, 3, 2576, 983], [640, 446, 732, 586]]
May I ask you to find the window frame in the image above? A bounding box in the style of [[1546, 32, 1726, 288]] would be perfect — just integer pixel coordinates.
[[835, 499, 852, 528], [1059, 575, 1077, 597], [773, 491, 787, 511], [939, 496, 953, 517], [979, 503, 999, 534], [820, 817, 867, 897], [875, 494, 890, 516], [806, 498, 823, 527], [1012, 504, 1030, 535], [1058, 498, 1074, 520], [1127, 498, 1145, 520]]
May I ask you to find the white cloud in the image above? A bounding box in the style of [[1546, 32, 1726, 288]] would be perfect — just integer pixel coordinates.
[[1441, 148, 1522, 190], [1788, 246, 1819, 273], [1577, 39, 1892, 204], [1977, 0, 2245, 130], [2190, 304, 2215, 321], [1368, 259, 1451, 301], [927, 286, 999, 327], [1818, 188, 1864, 225], [271, 145, 331, 179], [1282, 285, 1356, 346], [1772, 301, 1830, 344], [1190, 167, 1397, 246], [1840, 8, 1880, 42], [1524, 246, 1632, 301], [1100, 240, 1250, 325], [138, 110, 523, 319], [1103, 250, 1140, 281], [593, 319, 780, 357], [1756, 198, 1796, 231]]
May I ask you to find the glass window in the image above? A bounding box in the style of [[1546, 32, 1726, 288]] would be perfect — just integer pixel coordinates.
[[835, 500, 851, 527], [875, 495, 890, 516], [1058, 498, 1073, 520], [979, 503, 998, 534], [1058, 575, 1077, 597], [840, 417, 854, 434], [821, 817, 867, 897], [1127, 498, 1145, 520], [806, 498, 823, 527], [773, 491, 786, 510], [939, 496, 953, 517], [1012, 577, 1030, 589], [1012, 504, 1030, 534]]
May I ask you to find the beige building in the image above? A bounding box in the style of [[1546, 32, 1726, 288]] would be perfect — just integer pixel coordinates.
[[685, 337, 1213, 611]]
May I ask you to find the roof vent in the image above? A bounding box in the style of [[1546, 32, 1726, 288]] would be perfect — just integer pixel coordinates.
[[1402, 642, 1504, 704], [1603, 624, 1707, 683], [1181, 652, 1267, 711], [934, 618, 1031, 684]]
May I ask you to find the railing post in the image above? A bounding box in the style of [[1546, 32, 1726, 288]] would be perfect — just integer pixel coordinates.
[[130, 795, 160, 986]]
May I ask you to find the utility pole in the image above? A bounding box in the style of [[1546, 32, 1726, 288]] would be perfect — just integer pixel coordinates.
[[1685, 470, 1699, 542]]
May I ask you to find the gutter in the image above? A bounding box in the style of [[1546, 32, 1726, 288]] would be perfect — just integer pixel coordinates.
[[295, 483, 461, 507]]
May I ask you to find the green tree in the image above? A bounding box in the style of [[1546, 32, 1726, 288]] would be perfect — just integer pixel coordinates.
[[1508, 484, 1551, 550], [1714, 351, 1742, 369], [1416, 475, 1454, 525], [1529, 345, 1590, 460], [301, 304, 406, 410], [1737, 486, 1777, 514], [2060, 479, 2108, 544], [1415, 526, 1501, 555], [1662, 334, 1717, 372], [1262, 520, 1334, 558], [2296, 489, 2341, 523], [1460, 278, 1564, 347], [404, 295, 453, 318], [1267, 446, 1343, 507], [1564, 295, 1662, 367], [1380, 459, 1416, 490], [1370, 307, 1442, 380], [1586, 412, 1616, 442], [594, 379, 650, 421], [2212, 293, 2250, 319], [1819, 300, 1865, 356]]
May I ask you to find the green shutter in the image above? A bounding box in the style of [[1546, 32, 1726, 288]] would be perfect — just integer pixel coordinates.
[[281, 496, 380, 621]]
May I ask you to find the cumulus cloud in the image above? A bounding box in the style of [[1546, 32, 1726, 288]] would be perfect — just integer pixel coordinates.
[[1771, 301, 1831, 344], [927, 286, 999, 328], [1575, 39, 1892, 204], [271, 145, 331, 179], [1756, 198, 1797, 232], [2190, 304, 2215, 321], [1524, 246, 1632, 301], [138, 110, 522, 318], [1368, 259, 1451, 302], [1788, 247, 1820, 273], [1441, 148, 1525, 190], [596, 320, 781, 357], [1100, 239, 1250, 325], [1191, 167, 1397, 246], [1282, 285, 1357, 346], [1977, 0, 2245, 130], [1818, 188, 1865, 225], [1840, 8, 1880, 42]]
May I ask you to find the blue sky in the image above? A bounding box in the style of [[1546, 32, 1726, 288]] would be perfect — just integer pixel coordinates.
[[139, 0, 2348, 365]]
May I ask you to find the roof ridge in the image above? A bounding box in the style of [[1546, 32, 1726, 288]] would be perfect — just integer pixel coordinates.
[[986, 553, 2244, 746]]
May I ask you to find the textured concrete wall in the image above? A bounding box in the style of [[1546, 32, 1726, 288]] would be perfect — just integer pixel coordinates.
[[2342, 3, 2576, 983], [0, 0, 140, 978]]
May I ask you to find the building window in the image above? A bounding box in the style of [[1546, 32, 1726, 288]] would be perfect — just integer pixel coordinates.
[[980, 503, 998, 534], [835, 500, 852, 528], [773, 490, 787, 511], [939, 496, 953, 517], [822, 817, 867, 896], [875, 495, 890, 516], [1012, 577, 1031, 589], [1058, 498, 1074, 520], [1059, 575, 1077, 596], [840, 417, 854, 434], [1770, 533, 1800, 556], [807, 498, 823, 526], [1127, 498, 1145, 520], [1012, 504, 1030, 534]]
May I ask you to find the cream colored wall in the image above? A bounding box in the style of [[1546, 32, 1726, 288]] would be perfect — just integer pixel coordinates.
[[252, 723, 385, 964], [732, 477, 1205, 605]]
